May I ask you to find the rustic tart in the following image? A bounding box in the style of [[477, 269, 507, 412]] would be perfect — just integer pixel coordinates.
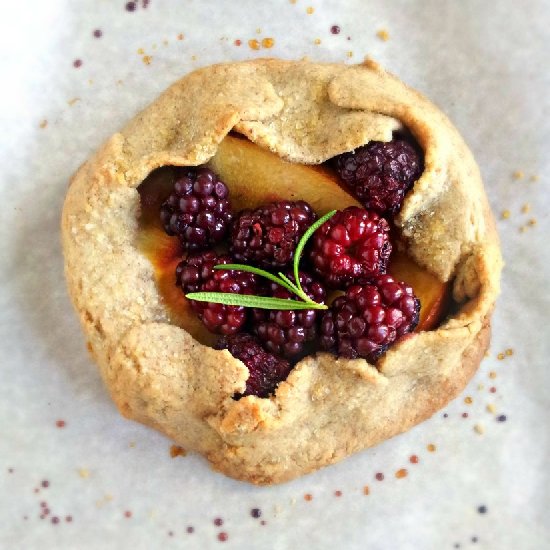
[[61, 59, 502, 484]]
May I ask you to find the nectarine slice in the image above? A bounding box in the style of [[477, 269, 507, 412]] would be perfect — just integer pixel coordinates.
[[206, 135, 361, 213]]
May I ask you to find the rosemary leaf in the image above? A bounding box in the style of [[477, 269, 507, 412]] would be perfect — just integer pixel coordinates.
[[213, 263, 296, 294], [185, 292, 328, 310]]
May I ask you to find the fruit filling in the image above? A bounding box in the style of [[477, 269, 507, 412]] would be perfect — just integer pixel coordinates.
[[251, 271, 326, 358], [230, 201, 316, 268], [320, 275, 420, 361], [309, 206, 391, 288], [333, 138, 423, 215], [176, 251, 262, 335], [160, 167, 233, 251], [137, 134, 450, 398]]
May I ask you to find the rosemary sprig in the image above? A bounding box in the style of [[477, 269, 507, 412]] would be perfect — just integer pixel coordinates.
[[185, 210, 336, 310]]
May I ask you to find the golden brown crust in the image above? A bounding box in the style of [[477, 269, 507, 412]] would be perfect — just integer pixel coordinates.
[[61, 59, 502, 484]]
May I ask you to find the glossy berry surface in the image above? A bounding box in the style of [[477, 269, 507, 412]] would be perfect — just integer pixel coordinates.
[[320, 274, 420, 361], [176, 251, 260, 335], [160, 168, 233, 251], [334, 139, 422, 215], [310, 206, 392, 288], [230, 200, 316, 269], [216, 333, 292, 398], [252, 271, 326, 358]]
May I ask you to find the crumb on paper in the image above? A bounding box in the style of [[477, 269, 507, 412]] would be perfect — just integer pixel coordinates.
[[96, 494, 113, 508], [395, 468, 408, 479], [78, 468, 90, 479], [519, 225, 527, 233], [427, 443, 436, 452], [521, 203, 531, 214], [530, 174, 539, 181], [129, 441, 136, 448], [486, 404, 496, 414], [477, 383, 485, 391], [142, 55, 153, 65], [501, 209, 510, 220], [497, 352, 505, 360], [169, 445, 187, 458], [489, 371, 497, 379], [464, 396, 473, 404], [137, 47, 144, 54], [67, 97, 80, 106], [39, 119, 48, 129], [256, 28, 262, 34], [177, 33, 184, 40], [314, 38, 321, 45], [505, 348, 513, 356], [513, 170, 524, 180], [248, 39, 260, 50], [346, 51, 353, 58], [261, 37, 275, 49], [377, 29, 390, 41], [474, 424, 484, 435], [528, 218, 537, 226], [363, 485, 370, 495], [306, 6, 314, 14]]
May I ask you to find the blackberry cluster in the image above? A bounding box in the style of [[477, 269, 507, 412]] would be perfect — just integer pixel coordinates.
[[309, 206, 391, 288], [216, 333, 292, 398], [320, 275, 420, 361], [230, 201, 315, 269], [176, 251, 260, 335], [252, 271, 326, 358], [160, 168, 233, 251], [334, 139, 422, 215]]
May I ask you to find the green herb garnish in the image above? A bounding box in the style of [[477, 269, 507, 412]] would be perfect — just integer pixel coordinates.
[[185, 210, 336, 310]]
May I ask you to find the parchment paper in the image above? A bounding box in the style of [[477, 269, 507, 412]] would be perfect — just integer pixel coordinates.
[[1, 1, 548, 548]]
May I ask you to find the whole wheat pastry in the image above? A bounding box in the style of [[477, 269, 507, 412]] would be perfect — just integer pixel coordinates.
[[61, 59, 502, 484]]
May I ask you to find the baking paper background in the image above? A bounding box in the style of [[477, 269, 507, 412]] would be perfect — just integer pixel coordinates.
[[1, 1, 549, 548]]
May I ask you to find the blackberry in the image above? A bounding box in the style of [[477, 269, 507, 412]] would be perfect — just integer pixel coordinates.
[[160, 167, 233, 251], [334, 139, 422, 215], [320, 274, 420, 361], [230, 200, 316, 269], [176, 251, 260, 335], [252, 271, 326, 358], [309, 206, 391, 288], [216, 333, 292, 398]]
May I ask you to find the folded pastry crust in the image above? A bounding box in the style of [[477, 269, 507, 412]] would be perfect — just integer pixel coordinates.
[[61, 59, 502, 484]]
